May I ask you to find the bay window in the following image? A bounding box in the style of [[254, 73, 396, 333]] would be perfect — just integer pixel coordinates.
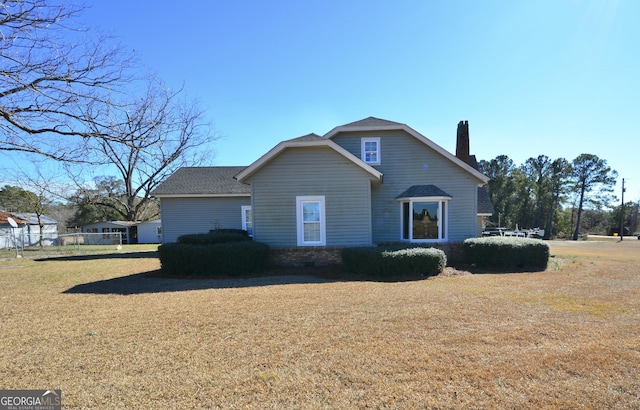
[[400, 198, 448, 242]]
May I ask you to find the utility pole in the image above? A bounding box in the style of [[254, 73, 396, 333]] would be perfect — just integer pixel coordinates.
[[620, 178, 625, 241]]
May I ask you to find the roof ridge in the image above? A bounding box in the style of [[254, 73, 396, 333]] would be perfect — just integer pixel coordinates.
[[339, 116, 406, 128], [285, 133, 324, 142]]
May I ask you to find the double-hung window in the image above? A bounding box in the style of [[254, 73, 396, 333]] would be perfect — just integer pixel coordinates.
[[361, 137, 380, 165], [296, 196, 325, 246]]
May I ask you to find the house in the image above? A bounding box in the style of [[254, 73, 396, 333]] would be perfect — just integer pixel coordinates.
[[153, 118, 492, 263], [81, 221, 138, 244], [0, 212, 28, 249], [79, 220, 163, 244], [137, 220, 162, 244], [0, 212, 58, 248]]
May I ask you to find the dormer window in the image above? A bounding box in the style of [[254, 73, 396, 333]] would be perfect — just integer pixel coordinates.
[[361, 137, 380, 165]]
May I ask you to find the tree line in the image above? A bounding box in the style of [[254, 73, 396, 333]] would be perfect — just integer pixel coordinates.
[[478, 153, 634, 239]]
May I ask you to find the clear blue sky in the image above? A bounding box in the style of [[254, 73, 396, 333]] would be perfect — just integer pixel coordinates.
[[5, 0, 640, 202]]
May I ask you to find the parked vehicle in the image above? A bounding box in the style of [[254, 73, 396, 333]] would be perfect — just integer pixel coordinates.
[[482, 227, 545, 239]]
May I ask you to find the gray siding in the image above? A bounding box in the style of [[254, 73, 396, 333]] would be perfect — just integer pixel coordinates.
[[160, 196, 251, 243], [332, 130, 480, 242], [246, 147, 374, 247]]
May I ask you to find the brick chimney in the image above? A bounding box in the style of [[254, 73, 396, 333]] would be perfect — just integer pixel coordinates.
[[456, 120, 470, 165]]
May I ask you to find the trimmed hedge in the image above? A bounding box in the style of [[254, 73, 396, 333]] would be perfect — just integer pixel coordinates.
[[342, 246, 446, 279], [177, 230, 250, 246], [463, 237, 549, 270], [207, 229, 250, 236], [158, 241, 269, 277]]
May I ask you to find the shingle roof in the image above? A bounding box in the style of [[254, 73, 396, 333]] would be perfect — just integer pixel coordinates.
[[396, 185, 452, 199], [467, 155, 494, 215], [339, 116, 406, 128], [151, 166, 250, 196], [285, 133, 324, 142], [477, 186, 494, 215]]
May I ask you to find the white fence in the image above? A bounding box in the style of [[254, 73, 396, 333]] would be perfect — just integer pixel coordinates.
[[1, 232, 123, 258], [56, 232, 123, 247]]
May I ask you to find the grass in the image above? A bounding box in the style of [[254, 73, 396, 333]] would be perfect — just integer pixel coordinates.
[[0, 243, 159, 260], [0, 241, 639, 408]]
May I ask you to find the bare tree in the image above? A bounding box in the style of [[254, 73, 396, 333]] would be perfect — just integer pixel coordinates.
[[0, 0, 130, 160], [67, 175, 159, 226], [70, 76, 215, 222]]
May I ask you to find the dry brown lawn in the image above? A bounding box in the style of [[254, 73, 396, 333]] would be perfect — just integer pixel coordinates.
[[0, 241, 639, 409]]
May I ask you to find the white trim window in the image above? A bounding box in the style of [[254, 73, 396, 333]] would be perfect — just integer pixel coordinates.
[[400, 198, 449, 242], [241, 205, 253, 237], [361, 137, 381, 165], [296, 196, 326, 246]]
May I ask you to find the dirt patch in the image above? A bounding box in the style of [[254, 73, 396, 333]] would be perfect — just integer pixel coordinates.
[[433, 266, 473, 278]]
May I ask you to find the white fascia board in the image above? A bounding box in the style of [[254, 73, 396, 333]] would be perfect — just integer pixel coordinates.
[[153, 193, 251, 198], [234, 139, 383, 183], [324, 123, 490, 185], [396, 195, 452, 202]]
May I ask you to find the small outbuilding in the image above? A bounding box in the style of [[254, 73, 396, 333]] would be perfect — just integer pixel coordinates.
[[0, 212, 58, 248], [81, 221, 138, 244], [80, 220, 162, 244]]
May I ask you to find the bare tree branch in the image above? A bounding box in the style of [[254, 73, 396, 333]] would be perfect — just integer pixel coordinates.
[[0, 0, 133, 161], [68, 75, 216, 222]]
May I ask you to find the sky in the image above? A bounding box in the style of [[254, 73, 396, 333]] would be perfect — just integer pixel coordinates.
[[2, 0, 638, 202]]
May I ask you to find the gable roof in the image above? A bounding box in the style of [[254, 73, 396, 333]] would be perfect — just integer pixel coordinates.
[[152, 166, 251, 197], [234, 135, 383, 183], [324, 117, 489, 185]]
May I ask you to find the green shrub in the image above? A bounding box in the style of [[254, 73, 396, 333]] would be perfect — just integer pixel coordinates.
[[177, 230, 250, 245], [208, 229, 250, 236], [463, 237, 549, 271], [342, 246, 446, 279], [158, 241, 269, 277]]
